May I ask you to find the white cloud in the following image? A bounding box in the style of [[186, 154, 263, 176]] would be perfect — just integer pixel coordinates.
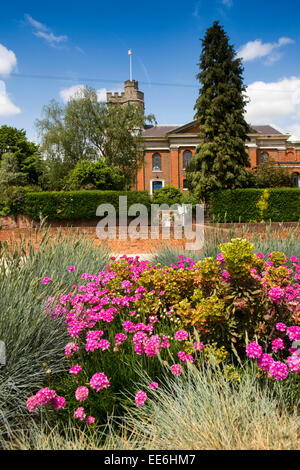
[[60, 85, 122, 103], [34, 31, 68, 45], [24, 14, 49, 32], [97, 88, 119, 102], [221, 0, 233, 7], [0, 43, 17, 76], [0, 81, 21, 116], [288, 124, 300, 140], [238, 37, 293, 62], [245, 77, 300, 123], [25, 14, 68, 46], [59, 84, 86, 102]]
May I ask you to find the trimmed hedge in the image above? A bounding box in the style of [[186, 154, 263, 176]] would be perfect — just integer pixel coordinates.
[[210, 188, 300, 222], [22, 190, 151, 220]]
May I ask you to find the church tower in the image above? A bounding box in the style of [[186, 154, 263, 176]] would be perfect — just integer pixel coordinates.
[[106, 80, 144, 112]]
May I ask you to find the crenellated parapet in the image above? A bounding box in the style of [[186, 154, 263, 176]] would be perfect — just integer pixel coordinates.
[[106, 80, 144, 111]]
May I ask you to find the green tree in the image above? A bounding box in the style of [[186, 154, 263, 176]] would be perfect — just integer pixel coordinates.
[[36, 87, 155, 189], [66, 159, 125, 190], [151, 185, 183, 205], [0, 152, 27, 187], [186, 21, 251, 201], [253, 159, 292, 188], [104, 102, 155, 188], [0, 125, 42, 185]]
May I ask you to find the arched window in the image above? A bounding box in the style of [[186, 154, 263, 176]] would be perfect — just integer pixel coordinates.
[[292, 172, 300, 188], [183, 150, 192, 170], [152, 153, 162, 172], [260, 152, 269, 163]]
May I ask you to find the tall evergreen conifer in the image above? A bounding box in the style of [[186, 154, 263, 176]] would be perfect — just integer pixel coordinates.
[[187, 21, 251, 201]]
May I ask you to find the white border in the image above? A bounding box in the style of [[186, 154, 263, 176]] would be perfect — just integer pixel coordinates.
[[150, 179, 165, 195]]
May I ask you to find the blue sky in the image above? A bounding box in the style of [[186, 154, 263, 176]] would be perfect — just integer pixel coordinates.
[[1, 0, 300, 142]]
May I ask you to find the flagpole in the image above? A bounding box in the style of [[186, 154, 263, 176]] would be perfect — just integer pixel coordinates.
[[130, 53, 132, 81], [128, 49, 132, 81]]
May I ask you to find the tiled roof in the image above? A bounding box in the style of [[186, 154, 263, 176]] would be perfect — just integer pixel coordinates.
[[142, 125, 179, 137], [251, 125, 284, 135], [142, 124, 285, 138]]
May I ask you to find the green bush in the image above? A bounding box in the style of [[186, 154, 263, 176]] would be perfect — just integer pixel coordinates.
[[210, 188, 300, 222], [22, 190, 151, 220], [151, 185, 183, 206], [66, 160, 126, 191], [0, 186, 40, 217], [253, 160, 293, 188]]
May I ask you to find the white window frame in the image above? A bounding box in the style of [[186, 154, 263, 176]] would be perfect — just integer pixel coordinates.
[[292, 173, 300, 188], [152, 153, 162, 172], [150, 179, 165, 195], [182, 150, 192, 170]]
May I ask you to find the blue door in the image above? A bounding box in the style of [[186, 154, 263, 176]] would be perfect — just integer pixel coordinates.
[[152, 181, 163, 193]]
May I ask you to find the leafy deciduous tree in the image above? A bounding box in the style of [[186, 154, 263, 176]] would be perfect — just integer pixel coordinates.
[[36, 87, 155, 189], [66, 159, 125, 190], [253, 160, 292, 188]]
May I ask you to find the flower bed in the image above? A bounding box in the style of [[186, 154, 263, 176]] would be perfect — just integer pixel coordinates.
[[26, 238, 300, 425]]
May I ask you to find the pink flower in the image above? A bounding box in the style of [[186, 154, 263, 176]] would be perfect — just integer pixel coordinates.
[[69, 365, 82, 375], [257, 353, 274, 371], [98, 339, 110, 351], [68, 266, 75, 272], [186, 354, 194, 363], [64, 342, 79, 357], [148, 382, 159, 390], [86, 416, 95, 424], [268, 287, 284, 303], [74, 407, 86, 421], [256, 253, 264, 259], [275, 322, 287, 332], [193, 341, 204, 351], [75, 386, 89, 402], [144, 336, 161, 357], [115, 333, 127, 345], [216, 253, 225, 263], [42, 277, 51, 285], [178, 351, 187, 362], [26, 395, 39, 412], [286, 353, 300, 374], [286, 326, 300, 341], [122, 321, 135, 332], [86, 330, 104, 340], [132, 331, 148, 344], [174, 330, 189, 341], [35, 388, 57, 405], [121, 280, 132, 291], [90, 372, 110, 392], [170, 364, 182, 376], [221, 270, 230, 280], [246, 341, 262, 359], [269, 361, 289, 380], [51, 396, 66, 410], [135, 391, 148, 406], [271, 338, 285, 353]]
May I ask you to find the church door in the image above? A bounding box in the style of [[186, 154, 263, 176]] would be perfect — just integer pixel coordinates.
[[152, 180, 163, 193]]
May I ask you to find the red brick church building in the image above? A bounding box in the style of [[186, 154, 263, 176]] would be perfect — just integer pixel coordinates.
[[107, 80, 300, 194]]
